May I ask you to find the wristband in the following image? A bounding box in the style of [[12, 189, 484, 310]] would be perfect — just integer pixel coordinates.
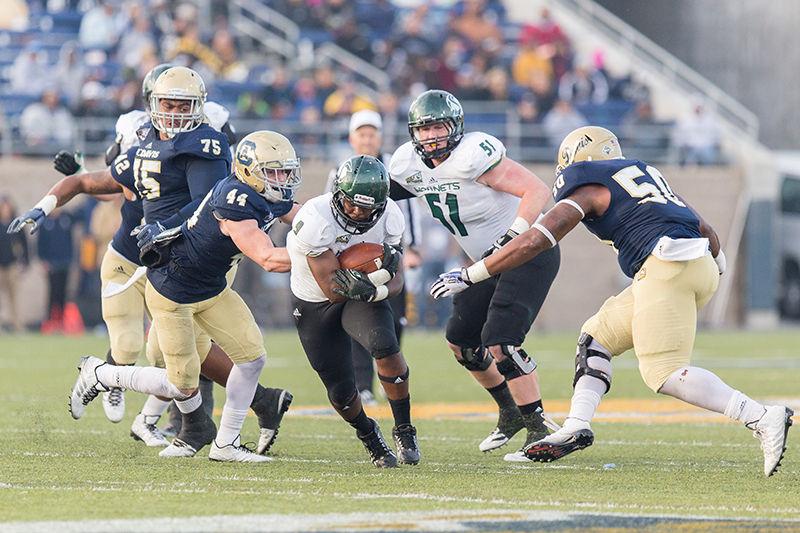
[[367, 268, 392, 286], [371, 285, 389, 302], [35, 195, 58, 216], [465, 259, 491, 283], [713, 249, 726, 275], [532, 222, 557, 247], [556, 199, 585, 218], [510, 216, 529, 235]]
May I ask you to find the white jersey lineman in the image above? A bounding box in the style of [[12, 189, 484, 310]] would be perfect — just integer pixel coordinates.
[[389, 132, 518, 261], [287, 193, 405, 303]]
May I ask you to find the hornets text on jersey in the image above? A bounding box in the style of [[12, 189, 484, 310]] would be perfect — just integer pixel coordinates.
[[553, 159, 702, 277], [110, 123, 231, 225], [146, 175, 293, 303]]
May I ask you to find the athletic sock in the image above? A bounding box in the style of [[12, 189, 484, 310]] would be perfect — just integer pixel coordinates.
[[388, 396, 411, 426], [215, 357, 266, 445], [486, 381, 517, 411], [349, 408, 375, 437], [563, 375, 606, 431], [175, 392, 202, 414], [216, 407, 248, 446], [140, 396, 170, 425], [725, 390, 768, 426], [96, 364, 182, 399]]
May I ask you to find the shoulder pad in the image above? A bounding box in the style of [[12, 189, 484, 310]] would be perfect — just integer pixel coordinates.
[[174, 125, 231, 161], [290, 198, 336, 256], [450, 132, 506, 180], [204, 101, 231, 132], [388, 142, 417, 181]]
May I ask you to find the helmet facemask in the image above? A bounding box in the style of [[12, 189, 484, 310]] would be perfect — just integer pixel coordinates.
[[150, 94, 205, 138], [409, 118, 463, 161], [249, 158, 302, 202], [332, 189, 386, 235]]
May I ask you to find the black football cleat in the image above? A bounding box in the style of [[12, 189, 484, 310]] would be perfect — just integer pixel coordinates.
[[523, 428, 595, 462], [359, 419, 397, 468], [392, 424, 420, 465], [252, 387, 293, 455]]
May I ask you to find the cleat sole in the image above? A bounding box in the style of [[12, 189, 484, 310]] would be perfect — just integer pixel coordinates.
[[525, 429, 594, 463]]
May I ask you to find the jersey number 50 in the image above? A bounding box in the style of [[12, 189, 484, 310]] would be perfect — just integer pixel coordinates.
[[612, 165, 686, 207]]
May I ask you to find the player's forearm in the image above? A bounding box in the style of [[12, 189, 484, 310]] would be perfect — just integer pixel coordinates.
[[515, 178, 551, 224], [386, 268, 404, 297], [259, 247, 291, 273], [47, 169, 119, 207]]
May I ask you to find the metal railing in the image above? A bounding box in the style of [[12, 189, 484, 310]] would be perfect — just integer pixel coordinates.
[[553, 0, 759, 138], [229, 0, 299, 61]]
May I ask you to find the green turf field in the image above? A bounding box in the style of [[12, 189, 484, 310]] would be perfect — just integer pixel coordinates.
[[1, 330, 798, 529]]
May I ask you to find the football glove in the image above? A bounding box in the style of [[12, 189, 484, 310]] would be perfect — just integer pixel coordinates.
[[430, 267, 473, 299], [481, 228, 519, 259], [7, 208, 46, 235], [132, 221, 166, 250], [138, 226, 183, 268], [380, 243, 402, 278], [53, 150, 84, 176], [332, 268, 378, 302]]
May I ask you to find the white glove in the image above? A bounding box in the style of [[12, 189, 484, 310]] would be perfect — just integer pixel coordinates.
[[430, 267, 472, 299], [714, 250, 726, 275]]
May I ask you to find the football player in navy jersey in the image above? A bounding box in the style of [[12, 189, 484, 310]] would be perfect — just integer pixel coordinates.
[[69, 131, 299, 461], [431, 126, 793, 476], [11, 68, 292, 457]]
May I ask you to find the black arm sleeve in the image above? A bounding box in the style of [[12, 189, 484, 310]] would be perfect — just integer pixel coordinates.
[[104, 135, 122, 167], [221, 121, 237, 146], [389, 179, 416, 201], [161, 198, 202, 229]]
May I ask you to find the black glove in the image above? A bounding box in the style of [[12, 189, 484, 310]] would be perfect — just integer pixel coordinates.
[[332, 268, 377, 302], [53, 150, 83, 176], [138, 225, 183, 268], [481, 228, 519, 259], [132, 222, 166, 250], [7, 208, 46, 235], [380, 243, 402, 278]]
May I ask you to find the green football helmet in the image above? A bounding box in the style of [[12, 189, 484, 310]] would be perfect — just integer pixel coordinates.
[[142, 63, 175, 109], [408, 89, 464, 160], [331, 155, 390, 235]]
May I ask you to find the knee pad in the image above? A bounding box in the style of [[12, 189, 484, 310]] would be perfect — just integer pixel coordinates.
[[574, 333, 613, 392], [456, 346, 492, 372], [495, 345, 536, 381], [327, 381, 358, 412], [378, 367, 409, 384]]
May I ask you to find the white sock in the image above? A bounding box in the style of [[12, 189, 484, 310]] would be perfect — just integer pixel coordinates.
[[96, 365, 184, 399], [724, 390, 767, 426], [140, 396, 171, 425], [659, 366, 766, 424], [216, 356, 266, 445], [175, 392, 202, 414], [216, 407, 248, 446]]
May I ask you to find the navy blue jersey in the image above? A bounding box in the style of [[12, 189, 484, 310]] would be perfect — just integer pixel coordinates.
[[110, 124, 231, 224], [553, 159, 701, 277], [110, 198, 144, 265], [147, 176, 293, 303]]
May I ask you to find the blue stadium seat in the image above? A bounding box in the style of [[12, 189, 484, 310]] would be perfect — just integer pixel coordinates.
[[0, 93, 39, 117], [298, 28, 331, 46]]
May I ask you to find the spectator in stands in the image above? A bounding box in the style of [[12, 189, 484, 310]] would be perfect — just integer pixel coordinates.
[[55, 42, 86, 109], [332, 16, 374, 63], [273, 0, 325, 30], [19, 89, 75, 148], [519, 8, 567, 47], [453, 64, 490, 101], [75, 81, 119, 140], [355, 0, 396, 39], [313, 63, 338, 107], [118, 13, 157, 70], [512, 34, 554, 89], [558, 64, 609, 105], [485, 67, 513, 102], [0, 195, 29, 332], [394, 4, 436, 59], [168, 24, 223, 81], [449, 0, 503, 54], [323, 78, 376, 119], [621, 100, 669, 152], [426, 36, 466, 94], [528, 69, 557, 116], [9, 41, 49, 96], [0, 0, 28, 31], [542, 99, 587, 147], [263, 66, 295, 119], [211, 29, 249, 82], [79, 0, 125, 50], [293, 75, 319, 114], [37, 208, 78, 334], [673, 101, 722, 165]]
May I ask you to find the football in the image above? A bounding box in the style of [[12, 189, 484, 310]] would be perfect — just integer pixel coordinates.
[[338, 242, 385, 273]]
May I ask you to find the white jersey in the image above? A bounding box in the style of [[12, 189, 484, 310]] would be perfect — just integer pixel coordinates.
[[389, 131, 519, 261], [114, 101, 231, 154], [287, 193, 405, 303]]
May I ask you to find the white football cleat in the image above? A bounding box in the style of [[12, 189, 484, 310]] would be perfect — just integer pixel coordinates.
[[209, 436, 272, 463], [750, 406, 793, 477], [69, 356, 108, 420], [102, 387, 125, 423], [130, 414, 169, 447], [159, 439, 199, 458]]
